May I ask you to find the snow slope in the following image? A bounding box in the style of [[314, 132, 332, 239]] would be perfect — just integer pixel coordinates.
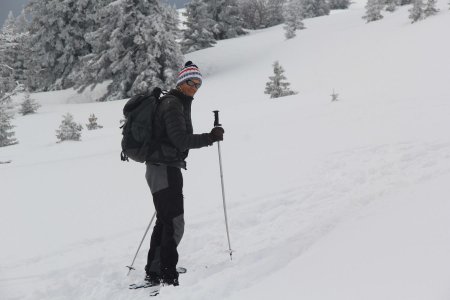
[[1, 1, 450, 299]]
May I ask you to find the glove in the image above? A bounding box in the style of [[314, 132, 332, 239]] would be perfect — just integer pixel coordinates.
[[209, 127, 225, 142]]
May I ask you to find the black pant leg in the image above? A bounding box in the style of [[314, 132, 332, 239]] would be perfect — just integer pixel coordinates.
[[156, 166, 184, 278], [145, 164, 184, 278], [145, 219, 162, 276]]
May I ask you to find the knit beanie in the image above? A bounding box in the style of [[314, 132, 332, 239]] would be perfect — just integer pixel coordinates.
[[176, 61, 202, 86]]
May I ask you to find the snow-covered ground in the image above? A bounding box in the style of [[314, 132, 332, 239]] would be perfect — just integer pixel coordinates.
[[2, 1, 450, 299]]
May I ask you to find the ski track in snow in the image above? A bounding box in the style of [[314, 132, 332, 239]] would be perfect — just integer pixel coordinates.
[[2, 140, 450, 300]]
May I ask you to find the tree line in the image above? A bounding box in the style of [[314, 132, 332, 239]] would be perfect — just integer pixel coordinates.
[[1, 0, 446, 104], [0, 0, 353, 102]]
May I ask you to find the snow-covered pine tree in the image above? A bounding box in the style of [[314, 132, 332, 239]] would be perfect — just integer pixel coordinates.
[[0, 87, 18, 147], [239, 0, 264, 29], [86, 114, 103, 130], [423, 0, 439, 17], [385, 0, 400, 12], [0, 99, 18, 147], [331, 89, 339, 101], [25, 0, 98, 91], [238, 0, 286, 30], [264, 61, 297, 99], [14, 9, 29, 33], [208, 0, 246, 40], [0, 11, 29, 94], [0, 41, 15, 95], [363, 0, 384, 22], [19, 92, 41, 115], [2, 11, 15, 35], [264, 0, 286, 27], [409, 0, 424, 22], [181, 0, 216, 53], [329, 0, 351, 10], [0, 82, 22, 146], [10, 10, 29, 89], [140, 2, 183, 93], [301, 0, 330, 18], [79, 0, 183, 101], [56, 113, 83, 142], [284, 0, 305, 39], [0, 83, 24, 148]]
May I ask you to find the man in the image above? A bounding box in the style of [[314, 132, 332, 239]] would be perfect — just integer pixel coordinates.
[[144, 61, 224, 287]]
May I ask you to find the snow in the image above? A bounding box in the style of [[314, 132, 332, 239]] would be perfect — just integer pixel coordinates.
[[233, 175, 450, 300], [2, 1, 450, 299]]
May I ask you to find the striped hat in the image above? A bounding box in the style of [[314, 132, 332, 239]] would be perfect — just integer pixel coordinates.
[[176, 61, 202, 86]]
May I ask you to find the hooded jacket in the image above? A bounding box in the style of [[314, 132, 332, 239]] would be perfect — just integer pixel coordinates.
[[146, 89, 212, 169]]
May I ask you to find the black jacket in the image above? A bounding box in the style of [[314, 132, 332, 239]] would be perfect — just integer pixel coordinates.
[[146, 89, 212, 169]]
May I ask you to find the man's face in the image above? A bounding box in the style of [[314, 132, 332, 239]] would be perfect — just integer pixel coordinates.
[[178, 79, 202, 97]]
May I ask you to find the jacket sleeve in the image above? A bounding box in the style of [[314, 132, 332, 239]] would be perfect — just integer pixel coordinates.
[[161, 98, 213, 151]]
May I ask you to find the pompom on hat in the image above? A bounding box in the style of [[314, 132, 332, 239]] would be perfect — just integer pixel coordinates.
[[176, 61, 202, 86]]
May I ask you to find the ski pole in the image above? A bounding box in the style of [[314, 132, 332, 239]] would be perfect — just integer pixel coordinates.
[[213, 110, 233, 261], [126, 211, 156, 275]]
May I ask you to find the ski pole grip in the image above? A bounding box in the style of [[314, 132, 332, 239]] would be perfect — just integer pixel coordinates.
[[213, 110, 221, 127]]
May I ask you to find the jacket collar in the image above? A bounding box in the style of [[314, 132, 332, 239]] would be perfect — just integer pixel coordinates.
[[168, 89, 194, 102]]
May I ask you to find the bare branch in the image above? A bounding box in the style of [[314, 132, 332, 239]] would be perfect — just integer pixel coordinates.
[[0, 63, 14, 71]]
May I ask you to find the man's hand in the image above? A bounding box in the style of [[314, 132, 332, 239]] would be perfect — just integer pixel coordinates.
[[209, 127, 225, 142]]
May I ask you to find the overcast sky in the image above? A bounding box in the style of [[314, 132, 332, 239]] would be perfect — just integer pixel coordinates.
[[0, 0, 188, 28]]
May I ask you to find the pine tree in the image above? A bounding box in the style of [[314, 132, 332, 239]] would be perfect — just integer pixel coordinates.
[[181, 0, 216, 53], [0, 11, 29, 94], [385, 0, 399, 12], [329, 0, 351, 10], [2, 11, 16, 34], [331, 89, 339, 101], [56, 113, 83, 142], [15, 9, 29, 33], [423, 0, 439, 17], [264, 61, 297, 99], [0, 91, 18, 147], [86, 114, 103, 130], [239, 0, 286, 30], [409, 0, 424, 22], [25, 0, 99, 91], [363, 0, 384, 22], [78, 0, 183, 101], [301, 0, 330, 18], [19, 92, 41, 115], [11, 10, 29, 89], [208, 0, 246, 40], [265, 0, 286, 27], [284, 0, 305, 39], [239, 0, 265, 29], [0, 47, 15, 95]]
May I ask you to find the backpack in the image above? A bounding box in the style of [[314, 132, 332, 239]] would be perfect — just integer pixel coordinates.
[[120, 87, 165, 163]]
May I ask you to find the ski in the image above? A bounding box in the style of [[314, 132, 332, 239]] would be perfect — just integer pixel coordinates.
[[129, 281, 158, 290], [150, 280, 180, 297], [149, 284, 161, 297], [129, 267, 187, 290]]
